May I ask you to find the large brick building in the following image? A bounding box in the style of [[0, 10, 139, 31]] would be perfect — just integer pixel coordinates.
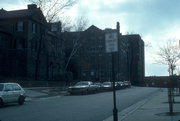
[[0, 4, 64, 80], [63, 23, 145, 84]]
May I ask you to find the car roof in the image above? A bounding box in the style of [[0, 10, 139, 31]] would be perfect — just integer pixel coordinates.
[[102, 82, 112, 84], [78, 81, 92, 83], [0, 83, 20, 85]]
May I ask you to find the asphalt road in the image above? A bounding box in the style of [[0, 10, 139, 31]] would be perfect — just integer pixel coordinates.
[[0, 87, 159, 121]]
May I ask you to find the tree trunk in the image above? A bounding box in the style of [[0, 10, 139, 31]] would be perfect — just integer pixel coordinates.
[[35, 29, 43, 80], [168, 88, 173, 114]]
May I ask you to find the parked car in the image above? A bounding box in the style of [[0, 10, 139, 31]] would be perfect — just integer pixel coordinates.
[[93, 82, 102, 87], [102, 82, 113, 91], [117, 81, 126, 89], [123, 81, 131, 88], [0, 83, 26, 107], [93, 82, 103, 91], [68, 81, 98, 94]]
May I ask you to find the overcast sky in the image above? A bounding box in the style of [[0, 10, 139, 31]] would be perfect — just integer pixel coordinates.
[[1, 0, 180, 76]]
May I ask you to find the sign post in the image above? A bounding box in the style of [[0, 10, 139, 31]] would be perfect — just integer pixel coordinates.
[[105, 32, 118, 53], [105, 32, 118, 121]]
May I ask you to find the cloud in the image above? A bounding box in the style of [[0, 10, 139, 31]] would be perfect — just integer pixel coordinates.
[[146, 63, 168, 76], [0, 0, 29, 10], [0, 0, 21, 4], [74, 0, 180, 35], [110, 0, 180, 35]]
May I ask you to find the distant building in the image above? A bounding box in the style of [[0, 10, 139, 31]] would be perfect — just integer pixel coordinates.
[[0, 4, 64, 80], [63, 23, 145, 84], [122, 35, 145, 85]]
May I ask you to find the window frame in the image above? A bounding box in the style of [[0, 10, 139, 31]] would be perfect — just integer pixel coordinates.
[[16, 21, 24, 32], [32, 23, 36, 33]]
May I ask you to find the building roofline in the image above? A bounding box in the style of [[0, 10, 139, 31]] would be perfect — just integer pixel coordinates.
[[0, 4, 47, 24]]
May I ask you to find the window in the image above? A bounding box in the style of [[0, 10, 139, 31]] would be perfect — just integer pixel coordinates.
[[13, 84, 21, 91], [16, 39, 25, 49], [17, 21, 24, 32], [51, 24, 58, 32], [5, 84, 13, 91], [91, 71, 94, 76], [82, 72, 86, 76], [0, 84, 4, 91], [32, 23, 36, 33]]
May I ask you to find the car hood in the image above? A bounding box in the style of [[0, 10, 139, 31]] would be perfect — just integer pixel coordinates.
[[69, 85, 88, 88], [102, 85, 111, 87]]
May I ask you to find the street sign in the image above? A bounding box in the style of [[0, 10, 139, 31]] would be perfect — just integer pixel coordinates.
[[105, 32, 118, 53]]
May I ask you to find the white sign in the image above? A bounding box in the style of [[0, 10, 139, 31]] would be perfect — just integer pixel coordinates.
[[105, 32, 118, 53]]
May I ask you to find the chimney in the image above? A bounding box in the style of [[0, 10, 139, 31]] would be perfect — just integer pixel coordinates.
[[28, 4, 37, 10], [50, 22, 62, 33], [116, 22, 120, 34]]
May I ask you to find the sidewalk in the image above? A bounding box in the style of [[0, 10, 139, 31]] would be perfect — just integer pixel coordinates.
[[104, 89, 180, 121], [25, 89, 48, 98], [24, 87, 68, 100]]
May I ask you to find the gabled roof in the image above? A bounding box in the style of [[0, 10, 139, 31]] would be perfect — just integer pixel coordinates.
[[0, 9, 35, 19], [1, 10, 27, 19], [0, 5, 46, 24], [85, 25, 102, 32]]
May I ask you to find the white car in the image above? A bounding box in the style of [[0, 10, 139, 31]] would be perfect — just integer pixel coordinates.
[[68, 81, 98, 94], [0, 83, 26, 107]]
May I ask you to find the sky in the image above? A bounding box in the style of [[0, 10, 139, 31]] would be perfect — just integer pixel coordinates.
[[1, 0, 180, 76]]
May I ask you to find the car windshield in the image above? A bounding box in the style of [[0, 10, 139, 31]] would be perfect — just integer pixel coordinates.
[[103, 82, 111, 85], [94, 83, 100, 85], [75, 82, 89, 86], [0, 84, 4, 91]]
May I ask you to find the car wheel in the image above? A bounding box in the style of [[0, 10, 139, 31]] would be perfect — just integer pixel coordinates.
[[85, 89, 88, 95], [0, 98, 3, 107], [95, 89, 98, 93], [18, 96, 25, 105]]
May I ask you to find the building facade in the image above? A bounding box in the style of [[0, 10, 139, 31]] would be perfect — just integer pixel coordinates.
[[0, 4, 144, 84], [63, 24, 145, 84], [0, 4, 64, 80], [122, 35, 145, 85]]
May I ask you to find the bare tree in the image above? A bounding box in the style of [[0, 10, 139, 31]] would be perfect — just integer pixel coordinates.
[[30, 26, 46, 80], [29, 0, 76, 22], [73, 16, 89, 31], [60, 17, 74, 32], [156, 40, 180, 114], [145, 42, 152, 49], [28, 0, 76, 80], [64, 17, 88, 71], [29, 0, 88, 76], [64, 33, 81, 70], [156, 40, 180, 75], [60, 16, 89, 32]]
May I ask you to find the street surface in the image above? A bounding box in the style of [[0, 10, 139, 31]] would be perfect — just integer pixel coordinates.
[[0, 87, 159, 121]]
